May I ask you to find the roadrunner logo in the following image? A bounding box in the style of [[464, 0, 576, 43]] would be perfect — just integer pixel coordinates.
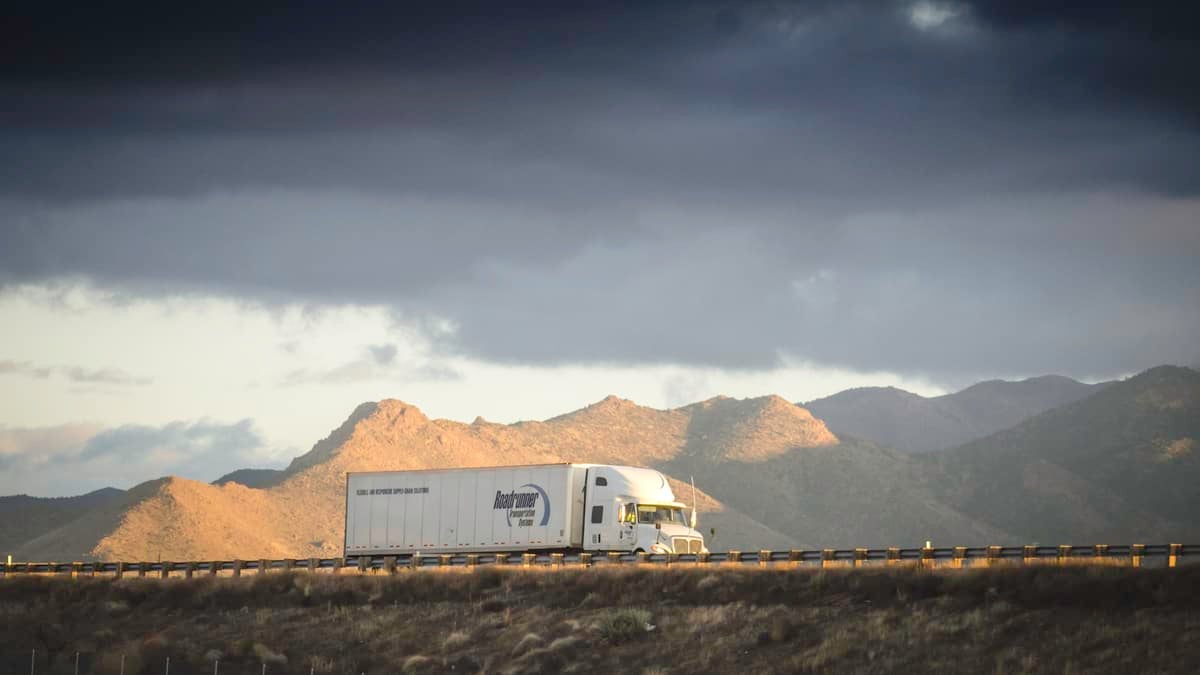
[[493, 484, 551, 527]]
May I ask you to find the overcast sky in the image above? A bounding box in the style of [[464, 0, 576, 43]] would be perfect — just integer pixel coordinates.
[[2, 1, 1198, 495]]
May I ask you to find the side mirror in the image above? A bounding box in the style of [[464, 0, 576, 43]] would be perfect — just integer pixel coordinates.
[[710, 527, 716, 537]]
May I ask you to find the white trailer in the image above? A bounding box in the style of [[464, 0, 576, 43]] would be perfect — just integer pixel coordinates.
[[344, 463, 707, 555]]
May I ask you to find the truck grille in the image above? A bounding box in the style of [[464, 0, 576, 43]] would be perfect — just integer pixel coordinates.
[[673, 538, 703, 554]]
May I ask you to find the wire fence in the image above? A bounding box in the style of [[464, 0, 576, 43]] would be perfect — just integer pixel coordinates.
[[3, 543, 1195, 577]]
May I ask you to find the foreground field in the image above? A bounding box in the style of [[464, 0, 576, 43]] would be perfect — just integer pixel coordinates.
[[2, 565, 1198, 674]]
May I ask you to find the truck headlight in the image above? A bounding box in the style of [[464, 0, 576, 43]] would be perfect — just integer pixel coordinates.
[[651, 543, 671, 554]]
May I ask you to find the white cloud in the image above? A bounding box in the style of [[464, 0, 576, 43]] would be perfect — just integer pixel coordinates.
[[908, 1, 963, 30], [0, 418, 276, 496]]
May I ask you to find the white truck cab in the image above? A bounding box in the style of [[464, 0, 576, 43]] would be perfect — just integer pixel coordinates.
[[580, 465, 708, 554]]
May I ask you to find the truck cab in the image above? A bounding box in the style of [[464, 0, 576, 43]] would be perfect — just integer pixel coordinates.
[[581, 465, 707, 554]]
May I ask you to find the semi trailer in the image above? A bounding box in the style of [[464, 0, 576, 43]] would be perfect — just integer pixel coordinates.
[[344, 463, 707, 556]]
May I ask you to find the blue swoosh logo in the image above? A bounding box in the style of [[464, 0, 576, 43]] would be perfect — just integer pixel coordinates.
[[506, 483, 551, 527]]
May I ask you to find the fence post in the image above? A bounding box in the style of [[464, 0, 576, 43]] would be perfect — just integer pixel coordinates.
[[1131, 544, 1145, 568]]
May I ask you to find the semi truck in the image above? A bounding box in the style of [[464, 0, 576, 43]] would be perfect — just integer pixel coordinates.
[[344, 463, 708, 556]]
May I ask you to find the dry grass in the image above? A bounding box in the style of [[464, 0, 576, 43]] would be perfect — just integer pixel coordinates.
[[2, 565, 1198, 674]]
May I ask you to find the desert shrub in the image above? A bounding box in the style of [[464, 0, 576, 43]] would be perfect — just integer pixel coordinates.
[[595, 608, 653, 644], [511, 632, 544, 656], [442, 630, 472, 652], [252, 642, 287, 665], [402, 654, 435, 672]]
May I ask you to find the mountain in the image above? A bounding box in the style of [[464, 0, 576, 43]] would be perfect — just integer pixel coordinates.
[[927, 366, 1200, 543], [16, 396, 819, 560], [213, 468, 286, 489], [0, 487, 124, 557], [805, 375, 1106, 453], [15, 392, 1000, 560]]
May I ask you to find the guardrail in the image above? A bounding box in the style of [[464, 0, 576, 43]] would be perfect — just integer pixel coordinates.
[[2, 544, 1195, 577]]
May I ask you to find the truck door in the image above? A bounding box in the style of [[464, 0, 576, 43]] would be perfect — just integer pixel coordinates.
[[581, 468, 620, 551]]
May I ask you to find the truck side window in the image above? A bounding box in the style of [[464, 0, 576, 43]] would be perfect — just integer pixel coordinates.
[[591, 505, 604, 524], [595, 476, 607, 486]]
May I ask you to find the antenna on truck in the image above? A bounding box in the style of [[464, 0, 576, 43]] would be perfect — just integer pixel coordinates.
[[690, 476, 698, 529]]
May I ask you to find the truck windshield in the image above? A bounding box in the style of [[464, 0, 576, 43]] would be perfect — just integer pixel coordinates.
[[637, 505, 683, 525]]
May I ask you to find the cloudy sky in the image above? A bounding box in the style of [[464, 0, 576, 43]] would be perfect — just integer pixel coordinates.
[[2, 1, 1198, 496]]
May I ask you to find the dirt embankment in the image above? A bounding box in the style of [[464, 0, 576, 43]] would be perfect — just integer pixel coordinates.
[[2, 565, 1197, 674]]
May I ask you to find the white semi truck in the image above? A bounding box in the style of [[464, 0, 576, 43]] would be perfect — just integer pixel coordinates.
[[344, 463, 707, 556]]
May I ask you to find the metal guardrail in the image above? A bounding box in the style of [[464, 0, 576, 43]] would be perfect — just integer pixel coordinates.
[[2, 544, 1194, 576]]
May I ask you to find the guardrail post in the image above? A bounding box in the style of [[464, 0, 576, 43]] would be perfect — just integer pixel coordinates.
[[160, 561, 171, 579], [1023, 545, 1037, 566], [758, 550, 771, 568], [696, 551, 710, 566], [885, 548, 900, 567], [137, 562, 147, 578], [578, 553, 591, 568], [788, 549, 803, 568], [854, 548, 869, 569], [726, 550, 741, 566], [283, 559, 295, 573], [183, 562, 194, 579], [1094, 544, 1108, 563], [439, 554, 452, 569], [920, 547, 935, 570], [115, 562, 125, 579], [232, 560, 242, 577], [356, 556, 369, 574], [551, 553, 564, 568], [607, 552, 621, 566], [986, 546, 1002, 567], [72, 562, 82, 578], [310, 558, 320, 574], [1131, 544, 1145, 568], [1058, 545, 1072, 566], [952, 547, 967, 569], [1169, 543, 1182, 568], [821, 549, 835, 569], [258, 559, 269, 575], [383, 556, 397, 575]]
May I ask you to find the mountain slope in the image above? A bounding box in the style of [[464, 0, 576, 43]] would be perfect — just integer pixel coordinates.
[[927, 366, 1200, 543], [0, 487, 124, 557], [19, 397, 816, 559], [805, 375, 1105, 453]]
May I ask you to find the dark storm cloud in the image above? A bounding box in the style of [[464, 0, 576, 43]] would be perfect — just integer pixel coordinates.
[[1, 1, 1198, 379]]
